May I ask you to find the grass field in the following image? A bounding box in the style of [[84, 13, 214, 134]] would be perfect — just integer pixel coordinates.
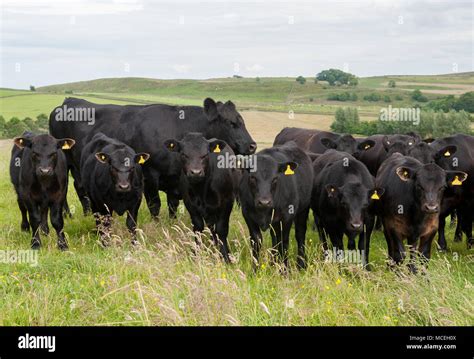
[[0, 75, 473, 326]]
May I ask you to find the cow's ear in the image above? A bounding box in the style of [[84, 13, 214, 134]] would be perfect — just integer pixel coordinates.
[[209, 139, 226, 153], [446, 171, 468, 187], [395, 166, 413, 182], [203, 98, 219, 122], [325, 184, 339, 198], [358, 139, 375, 151], [320, 138, 337, 149], [225, 100, 236, 110], [368, 187, 385, 201], [435, 145, 457, 160], [164, 139, 180, 152], [95, 152, 109, 163], [57, 138, 76, 150], [135, 153, 150, 165], [405, 132, 421, 143], [278, 161, 298, 176], [13, 137, 32, 149], [382, 136, 391, 151]]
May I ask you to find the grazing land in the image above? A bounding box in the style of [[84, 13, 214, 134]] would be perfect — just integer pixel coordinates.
[[0, 74, 472, 326]]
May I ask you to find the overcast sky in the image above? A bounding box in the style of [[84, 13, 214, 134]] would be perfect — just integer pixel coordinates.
[[1, 0, 472, 89]]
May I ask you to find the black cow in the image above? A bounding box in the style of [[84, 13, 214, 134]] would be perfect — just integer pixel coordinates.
[[358, 134, 420, 176], [375, 153, 467, 273], [311, 150, 383, 267], [428, 134, 474, 250], [164, 133, 240, 262], [80, 133, 149, 245], [10, 133, 75, 249], [239, 142, 313, 269], [49, 97, 256, 219], [273, 128, 375, 157]]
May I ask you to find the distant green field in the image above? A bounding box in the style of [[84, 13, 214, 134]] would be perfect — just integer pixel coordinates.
[[2, 73, 472, 120], [0, 73, 473, 326]]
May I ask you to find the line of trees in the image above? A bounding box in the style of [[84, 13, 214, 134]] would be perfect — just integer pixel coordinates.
[[330, 107, 473, 138], [0, 114, 49, 139], [316, 69, 358, 86]]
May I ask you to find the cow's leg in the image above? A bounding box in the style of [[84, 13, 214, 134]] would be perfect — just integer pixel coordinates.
[[63, 198, 72, 218], [95, 212, 112, 247], [437, 214, 448, 251], [295, 209, 309, 270], [27, 203, 41, 249], [51, 202, 67, 250], [459, 209, 474, 249], [279, 220, 292, 269], [40, 205, 49, 235], [347, 232, 356, 250], [454, 216, 463, 242], [71, 165, 90, 215], [363, 215, 375, 269], [314, 212, 328, 251], [126, 200, 141, 245], [406, 235, 419, 274], [214, 204, 232, 263], [244, 214, 263, 270], [143, 170, 161, 219], [419, 231, 436, 268], [450, 210, 457, 228], [166, 191, 180, 219], [269, 221, 282, 265], [18, 197, 29, 232]]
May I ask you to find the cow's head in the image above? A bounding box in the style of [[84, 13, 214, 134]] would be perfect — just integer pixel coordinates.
[[321, 134, 375, 157], [382, 134, 419, 157], [396, 163, 467, 214], [203, 98, 256, 155], [165, 133, 226, 182], [244, 154, 298, 229], [325, 182, 384, 233], [95, 148, 149, 192], [14, 134, 75, 178], [407, 142, 457, 165]]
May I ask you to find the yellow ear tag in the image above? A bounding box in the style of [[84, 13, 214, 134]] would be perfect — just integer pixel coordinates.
[[284, 164, 295, 176], [138, 156, 146, 164], [213, 144, 221, 153], [169, 143, 174, 149], [403, 171, 409, 178], [364, 144, 371, 150], [444, 151, 451, 157], [101, 155, 106, 161], [371, 191, 380, 200], [62, 142, 70, 150], [19, 139, 23, 145], [452, 176, 463, 186]]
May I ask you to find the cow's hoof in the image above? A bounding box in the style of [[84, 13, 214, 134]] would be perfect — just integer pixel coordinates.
[[454, 235, 462, 242], [467, 239, 474, 250], [31, 241, 41, 250], [41, 225, 50, 236], [58, 243, 68, 251]]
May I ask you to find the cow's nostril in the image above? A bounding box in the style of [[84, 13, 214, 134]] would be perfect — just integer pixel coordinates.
[[118, 183, 130, 189], [190, 169, 203, 176], [249, 143, 257, 154], [258, 198, 272, 207], [351, 223, 362, 229]]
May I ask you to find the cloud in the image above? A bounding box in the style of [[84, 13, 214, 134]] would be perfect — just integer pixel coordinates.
[[171, 64, 191, 74], [245, 64, 264, 72], [0, 0, 472, 89], [2, 0, 143, 15]]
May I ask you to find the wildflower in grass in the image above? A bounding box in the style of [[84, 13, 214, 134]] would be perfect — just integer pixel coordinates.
[[348, 283, 353, 287], [383, 316, 391, 321], [261, 264, 266, 269], [335, 278, 341, 285], [100, 279, 105, 287], [325, 285, 330, 290]]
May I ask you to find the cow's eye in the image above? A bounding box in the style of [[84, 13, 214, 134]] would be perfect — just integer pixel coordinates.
[[230, 122, 238, 129]]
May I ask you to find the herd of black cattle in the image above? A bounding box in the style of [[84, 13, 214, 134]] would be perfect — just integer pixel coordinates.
[[9, 97, 474, 273]]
